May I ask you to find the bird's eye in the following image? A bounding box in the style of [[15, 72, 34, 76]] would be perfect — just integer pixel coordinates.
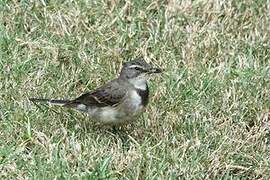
[[134, 67, 141, 71]]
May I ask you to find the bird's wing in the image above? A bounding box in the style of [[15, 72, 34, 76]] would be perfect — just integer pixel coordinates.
[[67, 79, 127, 108]]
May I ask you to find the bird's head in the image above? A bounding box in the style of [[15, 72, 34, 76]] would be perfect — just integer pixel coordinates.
[[120, 57, 162, 89]]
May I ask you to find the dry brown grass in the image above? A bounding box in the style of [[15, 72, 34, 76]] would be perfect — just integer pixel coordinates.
[[1, 0, 269, 179]]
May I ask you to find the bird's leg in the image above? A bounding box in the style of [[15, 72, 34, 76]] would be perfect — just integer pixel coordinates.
[[112, 125, 119, 134]]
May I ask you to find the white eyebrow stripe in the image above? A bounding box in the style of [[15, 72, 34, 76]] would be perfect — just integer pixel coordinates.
[[128, 65, 144, 69]]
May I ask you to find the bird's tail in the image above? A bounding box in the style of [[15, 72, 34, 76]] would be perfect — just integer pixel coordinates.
[[29, 98, 71, 106]]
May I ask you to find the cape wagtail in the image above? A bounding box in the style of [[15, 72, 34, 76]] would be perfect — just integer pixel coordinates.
[[30, 57, 162, 125]]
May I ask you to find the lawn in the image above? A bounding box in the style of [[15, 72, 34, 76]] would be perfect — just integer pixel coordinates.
[[0, 0, 269, 179]]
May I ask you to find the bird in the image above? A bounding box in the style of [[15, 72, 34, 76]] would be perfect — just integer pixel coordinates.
[[29, 57, 162, 126]]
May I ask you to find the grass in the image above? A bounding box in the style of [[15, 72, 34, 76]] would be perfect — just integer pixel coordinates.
[[0, 0, 269, 179]]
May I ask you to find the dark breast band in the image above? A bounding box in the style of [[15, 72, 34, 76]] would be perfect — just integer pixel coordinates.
[[136, 84, 149, 106]]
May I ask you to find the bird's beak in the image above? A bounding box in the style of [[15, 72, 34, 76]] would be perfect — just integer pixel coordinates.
[[148, 67, 163, 74]]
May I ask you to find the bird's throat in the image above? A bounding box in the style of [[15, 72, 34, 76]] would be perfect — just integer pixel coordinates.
[[129, 78, 147, 90]]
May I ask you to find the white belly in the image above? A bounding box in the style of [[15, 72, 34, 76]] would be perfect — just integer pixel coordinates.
[[127, 90, 143, 113], [86, 90, 144, 125]]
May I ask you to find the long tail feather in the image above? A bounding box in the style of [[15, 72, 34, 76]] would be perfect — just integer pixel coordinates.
[[29, 98, 70, 106]]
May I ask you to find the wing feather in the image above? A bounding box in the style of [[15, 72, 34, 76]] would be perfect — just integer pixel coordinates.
[[66, 79, 127, 108]]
